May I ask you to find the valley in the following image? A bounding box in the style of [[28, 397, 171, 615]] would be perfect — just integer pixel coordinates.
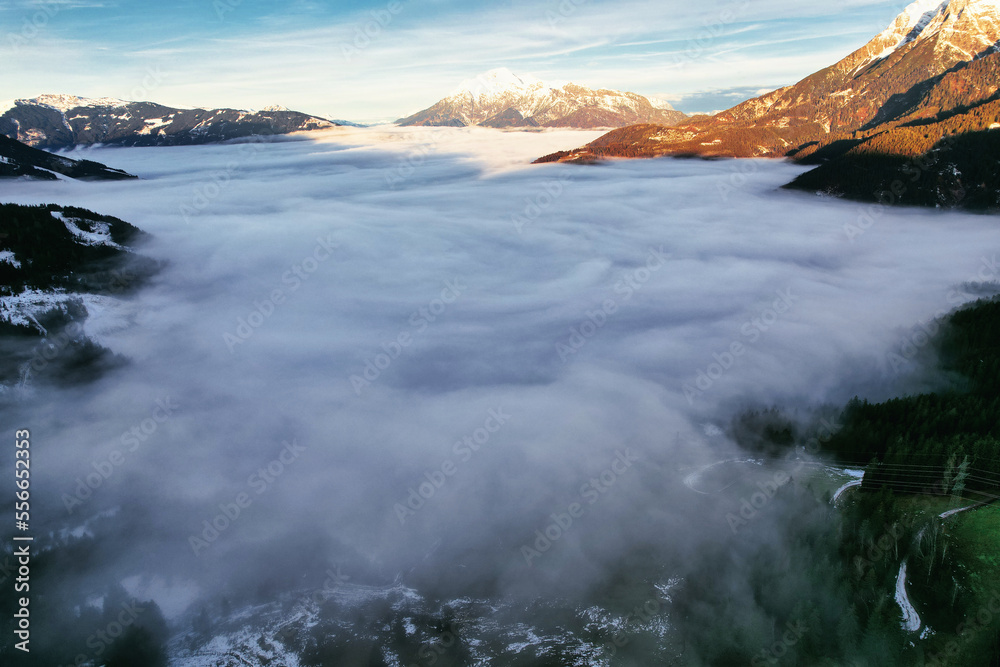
[[2, 0, 999, 664], [0, 128, 997, 664]]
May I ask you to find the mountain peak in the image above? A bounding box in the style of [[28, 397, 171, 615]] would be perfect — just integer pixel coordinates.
[[537, 0, 1000, 161], [400, 70, 686, 129], [1, 96, 339, 149], [451, 68, 546, 99], [866, 0, 1000, 64], [25, 94, 131, 113]]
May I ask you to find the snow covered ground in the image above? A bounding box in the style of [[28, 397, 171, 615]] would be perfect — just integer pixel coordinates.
[[0, 249, 21, 268], [165, 579, 675, 667], [939, 503, 980, 519], [896, 561, 922, 632], [0, 288, 70, 331], [53, 211, 123, 248]]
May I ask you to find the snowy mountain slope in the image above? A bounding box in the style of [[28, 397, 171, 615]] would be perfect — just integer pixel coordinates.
[[398, 68, 686, 129], [0, 133, 136, 180], [167, 579, 678, 667], [860, 0, 1000, 67], [539, 0, 1000, 161], [0, 204, 159, 388], [0, 95, 342, 149]]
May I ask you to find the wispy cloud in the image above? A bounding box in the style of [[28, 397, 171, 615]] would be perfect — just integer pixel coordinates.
[[2, 127, 996, 623], [0, 0, 117, 9], [1, 0, 913, 121]]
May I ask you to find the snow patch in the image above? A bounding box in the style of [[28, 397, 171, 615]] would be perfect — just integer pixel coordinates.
[[0, 250, 20, 269], [139, 117, 171, 135], [648, 96, 676, 110], [24, 94, 131, 113], [867, 0, 951, 64], [896, 561, 922, 632], [939, 503, 978, 518], [434, 68, 671, 127], [56, 212, 121, 248], [60, 507, 120, 541], [0, 288, 69, 330], [897, 0, 951, 36], [453, 67, 544, 99]]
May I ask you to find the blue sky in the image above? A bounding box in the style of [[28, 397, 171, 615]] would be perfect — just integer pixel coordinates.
[[1, 0, 917, 122]]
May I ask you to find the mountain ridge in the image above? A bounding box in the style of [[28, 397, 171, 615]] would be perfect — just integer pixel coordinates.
[[536, 0, 1000, 164], [0, 95, 342, 149], [398, 67, 686, 129], [0, 134, 136, 181]]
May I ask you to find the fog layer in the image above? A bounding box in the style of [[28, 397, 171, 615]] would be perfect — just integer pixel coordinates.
[[2, 126, 998, 619]]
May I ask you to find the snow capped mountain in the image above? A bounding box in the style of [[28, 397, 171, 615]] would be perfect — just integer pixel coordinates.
[[857, 0, 1000, 68], [541, 0, 1000, 161], [0, 95, 342, 149], [398, 67, 686, 129], [27, 93, 132, 113], [451, 67, 549, 99]]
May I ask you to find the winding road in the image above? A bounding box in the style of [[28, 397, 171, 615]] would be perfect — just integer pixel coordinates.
[[895, 561, 922, 633]]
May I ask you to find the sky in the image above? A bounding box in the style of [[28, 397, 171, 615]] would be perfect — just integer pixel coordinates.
[[1, 0, 916, 125]]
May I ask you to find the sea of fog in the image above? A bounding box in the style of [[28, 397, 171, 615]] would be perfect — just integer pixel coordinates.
[[2, 126, 999, 621]]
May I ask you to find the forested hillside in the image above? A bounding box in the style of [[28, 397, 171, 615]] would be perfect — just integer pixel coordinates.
[[687, 298, 1000, 665]]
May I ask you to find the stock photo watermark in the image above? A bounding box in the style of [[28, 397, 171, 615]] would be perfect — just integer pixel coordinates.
[[350, 278, 467, 394], [886, 254, 998, 374], [546, 0, 589, 28], [61, 398, 180, 514], [223, 234, 340, 352], [684, 287, 799, 404], [750, 618, 810, 666], [556, 246, 670, 363], [725, 417, 842, 534], [673, 0, 752, 69], [341, 0, 409, 62], [213, 0, 243, 21], [843, 132, 967, 243], [385, 131, 445, 189], [520, 448, 639, 566], [926, 591, 1000, 667], [510, 176, 571, 234], [6, 0, 63, 52], [393, 408, 512, 525], [180, 140, 266, 223], [188, 439, 306, 556]]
